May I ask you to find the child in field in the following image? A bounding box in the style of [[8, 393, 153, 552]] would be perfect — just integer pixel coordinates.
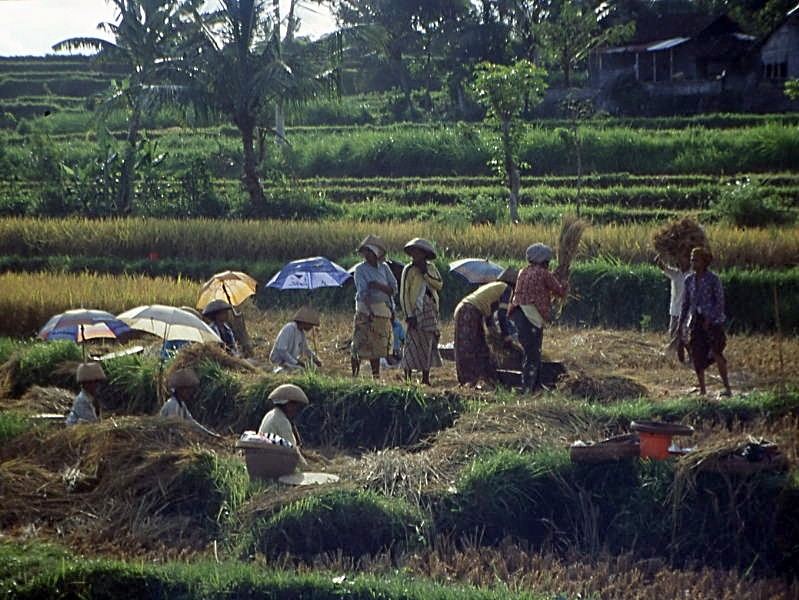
[[655, 253, 691, 361]]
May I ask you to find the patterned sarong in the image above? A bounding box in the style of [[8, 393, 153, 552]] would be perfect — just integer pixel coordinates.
[[454, 302, 496, 384], [352, 312, 391, 361], [401, 294, 442, 372], [689, 320, 726, 371]]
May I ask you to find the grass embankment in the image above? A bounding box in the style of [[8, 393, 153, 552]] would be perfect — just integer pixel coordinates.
[[0, 541, 537, 600]]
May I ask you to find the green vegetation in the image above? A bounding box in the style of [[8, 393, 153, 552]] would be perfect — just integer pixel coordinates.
[[0, 411, 32, 444], [246, 489, 427, 560]]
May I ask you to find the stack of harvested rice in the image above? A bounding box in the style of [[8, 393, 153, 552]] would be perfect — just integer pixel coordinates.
[[556, 216, 588, 277], [167, 342, 259, 375], [652, 217, 708, 263], [558, 369, 649, 403]]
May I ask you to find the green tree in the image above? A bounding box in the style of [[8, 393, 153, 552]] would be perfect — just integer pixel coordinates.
[[53, 0, 195, 213], [786, 79, 799, 100], [472, 59, 547, 222]]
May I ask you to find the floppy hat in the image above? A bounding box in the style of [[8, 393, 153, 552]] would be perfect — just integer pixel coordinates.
[[293, 305, 320, 326], [403, 238, 436, 260], [76, 362, 106, 383], [497, 267, 518, 284], [268, 383, 309, 406], [526, 243, 553, 264], [202, 299, 233, 317], [168, 368, 200, 389], [357, 234, 387, 259]]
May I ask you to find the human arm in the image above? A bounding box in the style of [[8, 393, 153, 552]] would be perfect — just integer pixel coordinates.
[[423, 263, 444, 292]]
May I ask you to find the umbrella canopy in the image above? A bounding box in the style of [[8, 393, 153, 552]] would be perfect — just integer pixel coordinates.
[[38, 309, 132, 342], [449, 258, 504, 284], [117, 304, 221, 343], [196, 270, 258, 310], [266, 256, 352, 291]]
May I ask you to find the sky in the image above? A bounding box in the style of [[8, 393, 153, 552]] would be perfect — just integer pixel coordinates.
[[0, 0, 337, 56]]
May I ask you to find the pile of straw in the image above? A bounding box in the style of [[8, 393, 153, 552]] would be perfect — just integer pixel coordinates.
[[557, 216, 588, 276], [558, 370, 648, 403], [652, 218, 708, 263], [167, 342, 260, 375], [13, 386, 73, 413]]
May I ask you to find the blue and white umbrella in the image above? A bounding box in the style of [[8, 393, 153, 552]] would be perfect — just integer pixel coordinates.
[[448, 258, 504, 284], [266, 257, 352, 290], [38, 309, 132, 343]]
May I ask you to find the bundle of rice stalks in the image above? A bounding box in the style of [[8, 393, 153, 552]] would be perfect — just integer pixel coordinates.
[[355, 448, 451, 505], [14, 386, 73, 414], [0, 341, 81, 398], [652, 217, 708, 264], [558, 370, 648, 403], [167, 342, 260, 375], [557, 216, 588, 276]]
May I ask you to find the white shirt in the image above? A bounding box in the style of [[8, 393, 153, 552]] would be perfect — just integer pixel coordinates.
[[270, 321, 316, 368], [159, 396, 217, 437], [257, 407, 296, 446], [663, 266, 689, 317], [65, 390, 98, 426]]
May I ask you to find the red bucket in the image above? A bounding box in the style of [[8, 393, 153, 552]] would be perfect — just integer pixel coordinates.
[[638, 432, 672, 460]]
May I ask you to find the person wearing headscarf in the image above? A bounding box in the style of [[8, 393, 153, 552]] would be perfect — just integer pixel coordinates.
[[202, 299, 240, 357], [270, 306, 322, 372], [351, 234, 398, 378], [509, 243, 568, 392], [654, 253, 692, 361], [678, 247, 732, 397], [66, 362, 106, 426], [453, 267, 518, 386], [399, 238, 443, 385], [159, 368, 220, 437], [258, 383, 309, 465]]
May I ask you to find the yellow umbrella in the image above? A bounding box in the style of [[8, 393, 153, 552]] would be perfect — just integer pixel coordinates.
[[196, 271, 258, 310]]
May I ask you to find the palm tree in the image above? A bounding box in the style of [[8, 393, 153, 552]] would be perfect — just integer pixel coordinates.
[[185, 0, 340, 210], [54, 0, 197, 214]]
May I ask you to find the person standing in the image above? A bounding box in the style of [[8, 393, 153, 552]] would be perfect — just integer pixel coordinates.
[[351, 235, 398, 378], [270, 306, 322, 372], [66, 362, 106, 426], [508, 243, 568, 393], [453, 267, 517, 386], [678, 247, 732, 397], [399, 238, 443, 386], [655, 253, 691, 360]]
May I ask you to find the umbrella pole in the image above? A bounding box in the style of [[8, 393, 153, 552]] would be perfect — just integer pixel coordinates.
[[80, 324, 86, 362]]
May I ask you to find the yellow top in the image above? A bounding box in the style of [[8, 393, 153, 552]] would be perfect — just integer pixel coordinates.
[[400, 263, 443, 318], [460, 282, 509, 317]]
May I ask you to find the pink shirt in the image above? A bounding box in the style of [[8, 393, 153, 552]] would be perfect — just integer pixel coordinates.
[[509, 264, 568, 322]]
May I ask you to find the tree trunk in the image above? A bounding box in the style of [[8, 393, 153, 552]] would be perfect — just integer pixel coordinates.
[[563, 49, 571, 87], [239, 120, 265, 208], [275, 103, 286, 145], [501, 119, 520, 223], [118, 99, 141, 214]]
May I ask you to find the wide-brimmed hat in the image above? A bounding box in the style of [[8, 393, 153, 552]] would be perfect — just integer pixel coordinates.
[[293, 305, 320, 326], [168, 368, 200, 389], [497, 267, 518, 284], [357, 234, 387, 259], [526, 243, 553, 264], [202, 299, 233, 317], [268, 383, 309, 406], [403, 238, 436, 260], [180, 306, 204, 320], [76, 362, 106, 383]]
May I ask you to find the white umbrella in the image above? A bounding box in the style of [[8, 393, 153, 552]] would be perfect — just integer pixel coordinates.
[[117, 304, 221, 343]]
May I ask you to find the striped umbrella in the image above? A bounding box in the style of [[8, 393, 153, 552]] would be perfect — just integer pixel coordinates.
[[38, 309, 132, 343]]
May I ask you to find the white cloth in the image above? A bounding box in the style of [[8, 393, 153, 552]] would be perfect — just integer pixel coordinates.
[[159, 396, 216, 437], [65, 390, 98, 426], [520, 304, 544, 329], [663, 266, 689, 317], [353, 261, 397, 317], [257, 407, 296, 446], [269, 321, 317, 369]]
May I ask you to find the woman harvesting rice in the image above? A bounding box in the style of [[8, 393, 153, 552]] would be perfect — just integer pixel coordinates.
[[351, 234, 398, 379], [399, 238, 443, 386], [509, 243, 568, 393], [678, 246, 732, 397]]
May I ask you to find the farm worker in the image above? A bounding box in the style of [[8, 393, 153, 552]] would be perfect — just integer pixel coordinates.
[[202, 299, 241, 357], [508, 243, 568, 393], [389, 310, 406, 365], [678, 247, 732, 397], [258, 383, 309, 465], [159, 368, 220, 437], [270, 306, 322, 372], [453, 267, 518, 387], [654, 253, 692, 361], [351, 234, 398, 379], [399, 238, 443, 386], [66, 362, 106, 426]]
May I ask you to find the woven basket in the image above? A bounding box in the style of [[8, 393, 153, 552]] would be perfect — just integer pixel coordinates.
[[236, 441, 299, 480], [700, 454, 790, 476]]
